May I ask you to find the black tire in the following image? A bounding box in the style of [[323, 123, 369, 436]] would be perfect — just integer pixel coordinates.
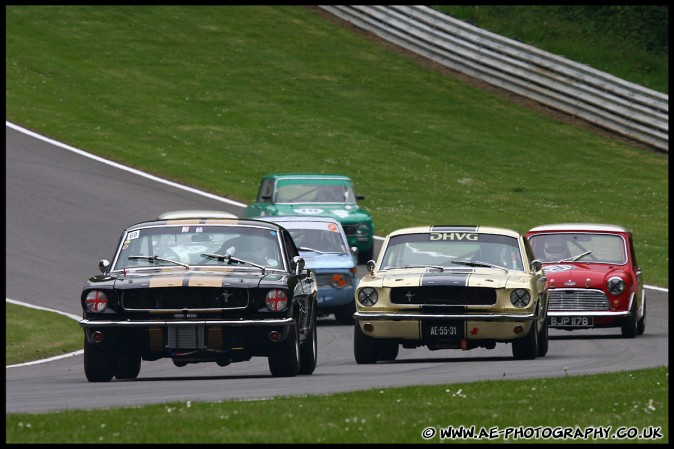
[[84, 336, 117, 382], [537, 318, 549, 357], [334, 301, 356, 325], [637, 299, 646, 336], [299, 305, 318, 375], [354, 322, 379, 364], [378, 339, 399, 361], [512, 320, 539, 360], [621, 300, 638, 338], [114, 353, 141, 380], [268, 324, 300, 377]]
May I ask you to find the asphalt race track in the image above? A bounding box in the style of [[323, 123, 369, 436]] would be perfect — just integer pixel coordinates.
[[5, 123, 669, 414]]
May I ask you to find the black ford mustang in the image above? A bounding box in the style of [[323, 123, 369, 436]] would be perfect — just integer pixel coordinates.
[[80, 211, 318, 381]]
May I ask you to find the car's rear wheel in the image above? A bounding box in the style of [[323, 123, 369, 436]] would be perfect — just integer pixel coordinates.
[[268, 324, 300, 377], [354, 322, 379, 364], [512, 320, 539, 360], [115, 353, 141, 380], [378, 340, 399, 361], [84, 336, 117, 382], [299, 305, 318, 375], [621, 300, 638, 338], [637, 299, 646, 335], [334, 301, 356, 325]]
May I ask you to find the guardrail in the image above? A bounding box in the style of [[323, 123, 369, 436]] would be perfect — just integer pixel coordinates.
[[319, 5, 668, 152]]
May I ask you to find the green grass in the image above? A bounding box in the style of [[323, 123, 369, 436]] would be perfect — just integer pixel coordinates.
[[5, 5, 669, 442], [5, 303, 82, 365], [6, 366, 668, 443]]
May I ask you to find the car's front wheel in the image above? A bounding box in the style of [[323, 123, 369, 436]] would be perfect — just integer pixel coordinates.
[[299, 305, 318, 375], [637, 298, 646, 336], [537, 318, 549, 357], [268, 325, 300, 377], [512, 320, 539, 360], [621, 300, 638, 338], [84, 336, 117, 382], [115, 353, 141, 380], [354, 322, 379, 364]]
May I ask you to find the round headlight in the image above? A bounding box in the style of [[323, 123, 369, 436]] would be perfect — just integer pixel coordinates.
[[357, 287, 378, 306], [265, 289, 288, 312], [85, 290, 108, 313], [606, 276, 625, 295], [356, 223, 371, 236], [510, 289, 531, 308]]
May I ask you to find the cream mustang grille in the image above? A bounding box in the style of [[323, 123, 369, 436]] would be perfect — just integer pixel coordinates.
[[122, 287, 249, 310], [390, 286, 496, 306], [549, 289, 609, 311]]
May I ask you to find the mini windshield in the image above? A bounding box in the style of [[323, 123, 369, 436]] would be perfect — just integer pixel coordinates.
[[274, 180, 356, 204], [113, 225, 283, 270], [528, 232, 627, 264], [381, 232, 524, 271], [284, 224, 349, 253]]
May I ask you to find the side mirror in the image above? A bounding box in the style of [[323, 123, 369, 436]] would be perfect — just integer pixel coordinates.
[[531, 259, 542, 272], [293, 256, 305, 275], [356, 195, 365, 201], [99, 259, 110, 274], [366, 259, 376, 275], [350, 246, 358, 256]]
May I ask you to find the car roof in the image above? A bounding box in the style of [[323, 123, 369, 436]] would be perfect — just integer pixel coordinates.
[[157, 210, 238, 220], [527, 223, 631, 234], [387, 225, 522, 238], [262, 173, 352, 181], [259, 215, 342, 225], [127, 216, 283, 232]]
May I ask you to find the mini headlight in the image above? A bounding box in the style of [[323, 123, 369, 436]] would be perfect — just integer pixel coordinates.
[[357, 287, 378, 306], [85, 290, 108, 313], [510, 289, 531, 308], [607, 277, 625, 295], [356, 223, 371, 236], [331, 273, 349, 289], [265, 289, 288, 312]]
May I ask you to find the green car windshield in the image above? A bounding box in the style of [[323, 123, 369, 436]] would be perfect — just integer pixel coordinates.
[[274, 179, 356, 204]]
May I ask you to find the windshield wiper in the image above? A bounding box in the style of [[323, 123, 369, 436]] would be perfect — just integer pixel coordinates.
[[559, 251, 592, 263], [384, 264, 445, 272], [201, 253, 266, 273], [451, 260, 508, 272], [128, 255, 189, 269], [299, 246, 324, 254]]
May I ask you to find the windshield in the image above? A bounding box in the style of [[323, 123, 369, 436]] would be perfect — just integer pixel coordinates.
[[381, 232, 524, 271], [286, 224, 349, 253], [274, 180, 356, 204], [528, 232, 627, 264], [113, 225, 283, 270]]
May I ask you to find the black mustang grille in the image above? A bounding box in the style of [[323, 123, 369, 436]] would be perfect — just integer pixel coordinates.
[[549, 289, 609, 311], [122, 287, 249, 310], [390, 286, 496, 306]]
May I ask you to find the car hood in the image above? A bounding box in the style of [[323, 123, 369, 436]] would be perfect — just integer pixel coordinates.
[[299, 252, 356, 270], [264, 203, 371, 223], [87, 268, 289, 290], [368, 269, 531, 289], [541, 263, 629, 288]]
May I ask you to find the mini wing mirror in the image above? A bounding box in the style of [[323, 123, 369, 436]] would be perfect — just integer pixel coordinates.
[[293, 256, 305, 275], [99, 259, 110, 274], [366, 259, 376, 275], [531, 259, 542, 272]]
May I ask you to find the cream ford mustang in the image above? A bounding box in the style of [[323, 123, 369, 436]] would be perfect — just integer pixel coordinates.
[[353, 225, 549, 363]]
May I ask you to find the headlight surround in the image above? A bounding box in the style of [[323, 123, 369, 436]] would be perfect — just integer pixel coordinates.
[[510, 289, 531, 308], [357, 287, 378, 306], [606, 276, 625, 295], [85, 290, 108, 313], [265, 289, 288, 312]]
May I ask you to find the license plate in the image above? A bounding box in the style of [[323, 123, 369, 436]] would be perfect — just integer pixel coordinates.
[[422, 321, 464, 340], [550, 316, 593, 327]]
